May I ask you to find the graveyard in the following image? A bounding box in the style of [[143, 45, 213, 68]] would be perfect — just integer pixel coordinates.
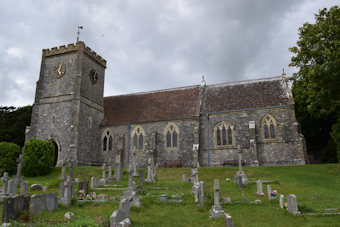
[[0, 163, 340, 226]]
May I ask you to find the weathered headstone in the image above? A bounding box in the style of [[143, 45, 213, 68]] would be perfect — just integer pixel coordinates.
[[59, 182, 65, 199], [1, 172, 9, 196], [267, 185, 272, 199], [110, 198, 130, 227], [60, 180, 72, 206], [210, 179, 225, 218], [256, 180, 263, 195], [30, 193, 58, 215], [7, 180, 17, 196], [117, 218, 131, 227], [115, 135, 124, 181], [182, 173, 186, 182], [20, 181, 29, 196], [108, 158, 113, 179], [132, 147, 139, 177], [91, 177, 100, 189], [14, 154, 24, 182], [68, 158, 76, 179], [60, 158, 67, 180], [198, 181, 204, 207], [192, 144, 199, 168], [78, 181, 89, 195], [102, 163, 106, 180], [233, 148, 248, 184], [2, 195, 30, 222], [224, 213, 235, 227], [279, 194, 284, 208], [139, 169, 145, 185], [287, 194, 300, 215]]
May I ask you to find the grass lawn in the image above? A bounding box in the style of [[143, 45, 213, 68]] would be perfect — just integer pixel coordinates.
[[1, 164, 340, 226]]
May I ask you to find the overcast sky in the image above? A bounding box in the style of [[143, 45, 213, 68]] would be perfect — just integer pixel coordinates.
[[0, 0, 338, 107]]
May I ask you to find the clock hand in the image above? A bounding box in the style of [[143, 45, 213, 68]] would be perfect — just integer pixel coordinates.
[[57, 64, 62, 74]]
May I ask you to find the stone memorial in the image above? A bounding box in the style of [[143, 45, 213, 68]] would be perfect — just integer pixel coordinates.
[[7, 180, 17, 196], [256, 180, 263, 195], [102, 163, 106, 180], [210, 179, 225, 219], [182, 173, 186, 182], [224, 213, 235, 227], [2, 195, 30, 223], [132, 147, 139, 177], [192, 144, 199, 168], [68, 158, 76, 179], [30, 193, 58, 215], [20, 181, 29, 196], [233, 147, 248, 184], [267, 185, 272, 199], [287, 194, 300, 215], [115, 135, 124, 181], [59, 158, 67, 180], [110, 198, 130, 227], [139, 169, 145, 185], [279, 194, 284, 208], [78, 180, 89, 195], [60, 179, 72, 206], [14, 154, 24, 183], [198, 181, 204, 207], [117, 218, 131, 227], [1, 172, 10, 196], [91, 177, 100, 189]]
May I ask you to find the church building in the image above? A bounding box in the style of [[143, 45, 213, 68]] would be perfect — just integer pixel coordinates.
[[26, 42, 307, 167]]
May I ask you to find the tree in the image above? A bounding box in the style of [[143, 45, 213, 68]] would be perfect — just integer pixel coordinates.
[[0, 142, 21, 174], [289, 6, 340, 162]]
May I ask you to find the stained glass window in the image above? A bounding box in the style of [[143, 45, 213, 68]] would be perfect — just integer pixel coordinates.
[[173, 131, 178, 147]]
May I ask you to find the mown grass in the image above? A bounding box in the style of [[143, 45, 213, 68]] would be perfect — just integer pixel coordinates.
[[1, 164, 340, 226]]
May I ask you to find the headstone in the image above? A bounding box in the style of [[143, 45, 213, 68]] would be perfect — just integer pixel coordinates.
[[279, 194, 284, 208], [192, 144, 199, 168], [224, 213, 235, 227], [19, 181, 29, 196], [14, 154, 24, 182], [127, 166, 133, 189], [117, 218, 131, 227], [182, 173, 186, 182], [198, 181, 204, 207], [287, 194, 300, 215], [29, 193, 58, 215], [1, 172, 9, 196], [132, 147, 139, 177], [60, 180, 72, 206], [7, 180, 17, 196], [267, 185, 272, 199], [78, 181, 89, 195], [102, 163, 106, 179], [256, 180, 263, 195], [60, 159, 67, 180], [119, 198, 130, 220], [68, 159, 76, 179], [210, 179, 225, 218], [233, 148, 248, 184], [2, 195, 30, 223], [91, 177, 100, 189], [30, 184, 43, 191], [108, 158, 113, 179], [146, 158, 153, 182], [139, 169, 145, 185], [43, 186, 48, 192], [110, 198, 130, 227], [115, 135, 124, 181], [59, 182, 64, 199]]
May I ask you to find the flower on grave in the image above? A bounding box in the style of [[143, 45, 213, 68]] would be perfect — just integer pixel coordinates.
[[259, 192, 265, 196], [96, 216, 108, 225], [271, 190, 278, 198], [86, 194, 92, 200]]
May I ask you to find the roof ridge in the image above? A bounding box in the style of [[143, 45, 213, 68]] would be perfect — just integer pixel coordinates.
[[207, 76, 283, 88]]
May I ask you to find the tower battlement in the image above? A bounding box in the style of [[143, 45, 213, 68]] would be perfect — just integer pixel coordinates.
[[42, 42, 106, 67]]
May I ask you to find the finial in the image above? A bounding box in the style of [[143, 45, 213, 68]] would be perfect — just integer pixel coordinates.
[[282, 68, 286, 77], [201, 75, 206, 86], [77, 26, 83, 43]]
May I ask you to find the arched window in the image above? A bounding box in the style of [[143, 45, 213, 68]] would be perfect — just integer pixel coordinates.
[[102, 129, 113, 151], [164, 122, 179, 150], [131, 126, 145, 152], [261, 114, 277, 141], [214, 121, 235, 148]]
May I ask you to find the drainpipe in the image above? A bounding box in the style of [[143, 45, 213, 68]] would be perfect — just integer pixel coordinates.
[[127, 123, 131, 167], [206, 113, 210, 167]]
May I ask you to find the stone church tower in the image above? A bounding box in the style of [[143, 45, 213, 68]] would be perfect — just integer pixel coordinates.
[[26, 42, 106, 166]]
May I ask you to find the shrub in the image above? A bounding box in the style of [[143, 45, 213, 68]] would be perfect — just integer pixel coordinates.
[[22, 139, 54, 177], [0, 141, 21, 174]]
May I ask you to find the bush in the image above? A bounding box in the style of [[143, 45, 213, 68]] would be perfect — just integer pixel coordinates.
[[0, 141, 21, 174], [22, 139, 54, 177]]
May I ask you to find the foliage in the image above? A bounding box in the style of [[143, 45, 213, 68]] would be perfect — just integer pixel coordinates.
[[289, 6, 340, 162], [22, 139, 55, 177], [0, 141, 21, 174], [0, 106, 32, 147]]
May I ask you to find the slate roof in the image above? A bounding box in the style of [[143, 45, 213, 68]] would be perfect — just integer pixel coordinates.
[[103, 86, 201, 125], [103, 76, 291, 125], [201, 76, 291, 113]]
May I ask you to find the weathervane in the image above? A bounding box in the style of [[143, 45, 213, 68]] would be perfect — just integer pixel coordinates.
[[76, 26, 83, 43]]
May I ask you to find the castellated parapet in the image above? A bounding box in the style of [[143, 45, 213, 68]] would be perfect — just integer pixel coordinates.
[[42, 41, 106, 67]]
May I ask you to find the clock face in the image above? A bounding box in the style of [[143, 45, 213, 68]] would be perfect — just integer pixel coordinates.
[[89, 69, 98, 84], [53, 63, 66, 79]]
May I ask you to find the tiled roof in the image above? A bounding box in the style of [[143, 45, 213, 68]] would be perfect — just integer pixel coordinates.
[[103, 86, 201, 125], [201, 77, 291, 113]]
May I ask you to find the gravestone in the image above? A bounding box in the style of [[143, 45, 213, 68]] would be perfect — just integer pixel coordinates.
[[210, 179, 225, 218], [233, 148, 248, 184], [14, 154, 24, 182], [78, 180, 89, 195], [110, 198, 130, 227], [59, 182, 65, 199], [2, 195, 30, 223], [182, 173, 186, 182], [256, 180, 263, 195], [1, 172, 10, 196], [30, 193, 58, 215], [224, 213, 235, 227], [20, 181, 29, 196], [102, 163, 106, 179], [267, 185, 272, 199], [7, 180, 17, 196], [287, 194, 300, 215], [68, 158, 76, 179], [139, 169, 145, 185], [115, 135, 124, 181], [192, 144, 199, 168], [108, 158, 113, 178], [91, 177, 100, 189], [117, 218, 131, 227], [198, 181, 204, 207], [60, 179, 72, 206], [59, 158, 67, 180], [132, 147, 139, 177], [279, 194, 284, 208]]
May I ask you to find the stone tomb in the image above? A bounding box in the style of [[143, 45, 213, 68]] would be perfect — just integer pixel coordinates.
[[30, 193, 58, 215], [2, 195, 30, 223]]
